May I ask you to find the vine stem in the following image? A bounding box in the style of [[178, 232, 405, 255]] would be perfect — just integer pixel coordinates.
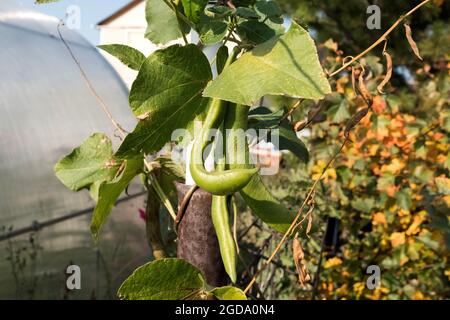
[[57, 21, 128, 139], [162, 0, 194, 28], [171, 0, 188, 45], [174, 184, 198, 231], [281, 99, 303, 123], [244, 139, 348, 294], [329, 0, 431, 78]]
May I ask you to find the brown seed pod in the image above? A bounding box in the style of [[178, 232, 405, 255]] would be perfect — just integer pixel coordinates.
[[345, 107, 369, 137], [306, 212, 313, 237], [294, 119, 307, 132], [404, 24, 423, 61], [358, 70, 373, 107], [377, 51, 393, 94], [351, 66, 357, 95]]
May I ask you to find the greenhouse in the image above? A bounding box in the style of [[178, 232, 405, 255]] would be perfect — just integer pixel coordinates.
[[0, 1, 148, 299]]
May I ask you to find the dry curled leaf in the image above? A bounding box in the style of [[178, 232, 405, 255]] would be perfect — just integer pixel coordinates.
[[377, 51, 393, 94], [293, 235, 311, 285], [404, 24, 423, 61], [345, 107, 369, 137]]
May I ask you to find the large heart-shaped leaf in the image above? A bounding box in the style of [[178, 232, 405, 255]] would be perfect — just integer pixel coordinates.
[[118, 259, 205, 300], [203, 22, 331, 106], [118, 258, 247, 300], [91, 156, 143, 238], [117, 44, 212, 156], [145, 0, 190, 45], [54, 133, 119, 191]]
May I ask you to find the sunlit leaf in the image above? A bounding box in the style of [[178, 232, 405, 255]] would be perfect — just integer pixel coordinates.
[[117, 44, 212, 156], [203, 22, 331, 106], [118, 259, 205, 300]]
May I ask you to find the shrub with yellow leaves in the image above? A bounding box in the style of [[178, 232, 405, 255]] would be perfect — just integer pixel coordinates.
[[269, 40, 449, 299]]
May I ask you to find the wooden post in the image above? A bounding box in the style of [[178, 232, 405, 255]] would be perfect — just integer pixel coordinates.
[[175, 182, 228, 287]]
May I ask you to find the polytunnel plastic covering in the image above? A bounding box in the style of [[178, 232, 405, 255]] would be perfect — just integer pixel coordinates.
[[0, 1, 152, 299]]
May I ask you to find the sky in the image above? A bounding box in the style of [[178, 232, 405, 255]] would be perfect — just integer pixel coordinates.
[[18, 0, 131, 44]]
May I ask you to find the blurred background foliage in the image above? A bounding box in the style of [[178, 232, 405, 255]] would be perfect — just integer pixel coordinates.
[[236, 0, 449, 300]]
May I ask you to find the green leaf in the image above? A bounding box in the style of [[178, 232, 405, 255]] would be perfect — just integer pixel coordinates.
[[181, 0, 208, 24], [327, 99, 350, 123], [118, 258, 205, 300], [197, 15, 229, 45], [145, 0, 190, 45], [203, 22, 331, 106], [416, 234, 440, 252], [155, 157, 185, 196], [236, 20, 280, 45], [89, 180, 102, 202], [117, 44, 212, 156], [254, 0, 282, 18], [234, 0, 257, 6], [395, 190, 412, 211], [235, 7, 260, 19], [210, 286, 247, 300], [206, 6, 233, 18], [216, 46, 229, 74], [248, 107, 309, 162], [351, 198, 375, 214], [54, 133, 118, 191], [97, 44, 145, 71], [240, 175, 295, 233], [91, 156, 143, 238], [275, 124, 309, 163], [435, 176, 450, 195]]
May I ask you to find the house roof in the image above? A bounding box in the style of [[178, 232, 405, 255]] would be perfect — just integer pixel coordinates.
[[97, 0, 143, 26]]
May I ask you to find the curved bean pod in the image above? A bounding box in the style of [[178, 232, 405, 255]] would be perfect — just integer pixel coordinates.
[[190, 50, 258, 196], [224, 104, 295, 233]]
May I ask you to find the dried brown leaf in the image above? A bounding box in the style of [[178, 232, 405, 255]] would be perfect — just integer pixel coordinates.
[[404, 24, 423, 61], [293, 236, 310, 285], [377, 51, 393, 94]]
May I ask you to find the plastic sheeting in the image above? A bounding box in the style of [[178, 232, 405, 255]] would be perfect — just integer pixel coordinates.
[[0, 1, 140, 228], [0, 1, 150, 299]]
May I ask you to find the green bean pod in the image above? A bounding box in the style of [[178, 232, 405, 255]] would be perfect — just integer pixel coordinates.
[[225, 104, 295, 234], [190, 49, 258, 196], [211, 137, 237, 282]]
